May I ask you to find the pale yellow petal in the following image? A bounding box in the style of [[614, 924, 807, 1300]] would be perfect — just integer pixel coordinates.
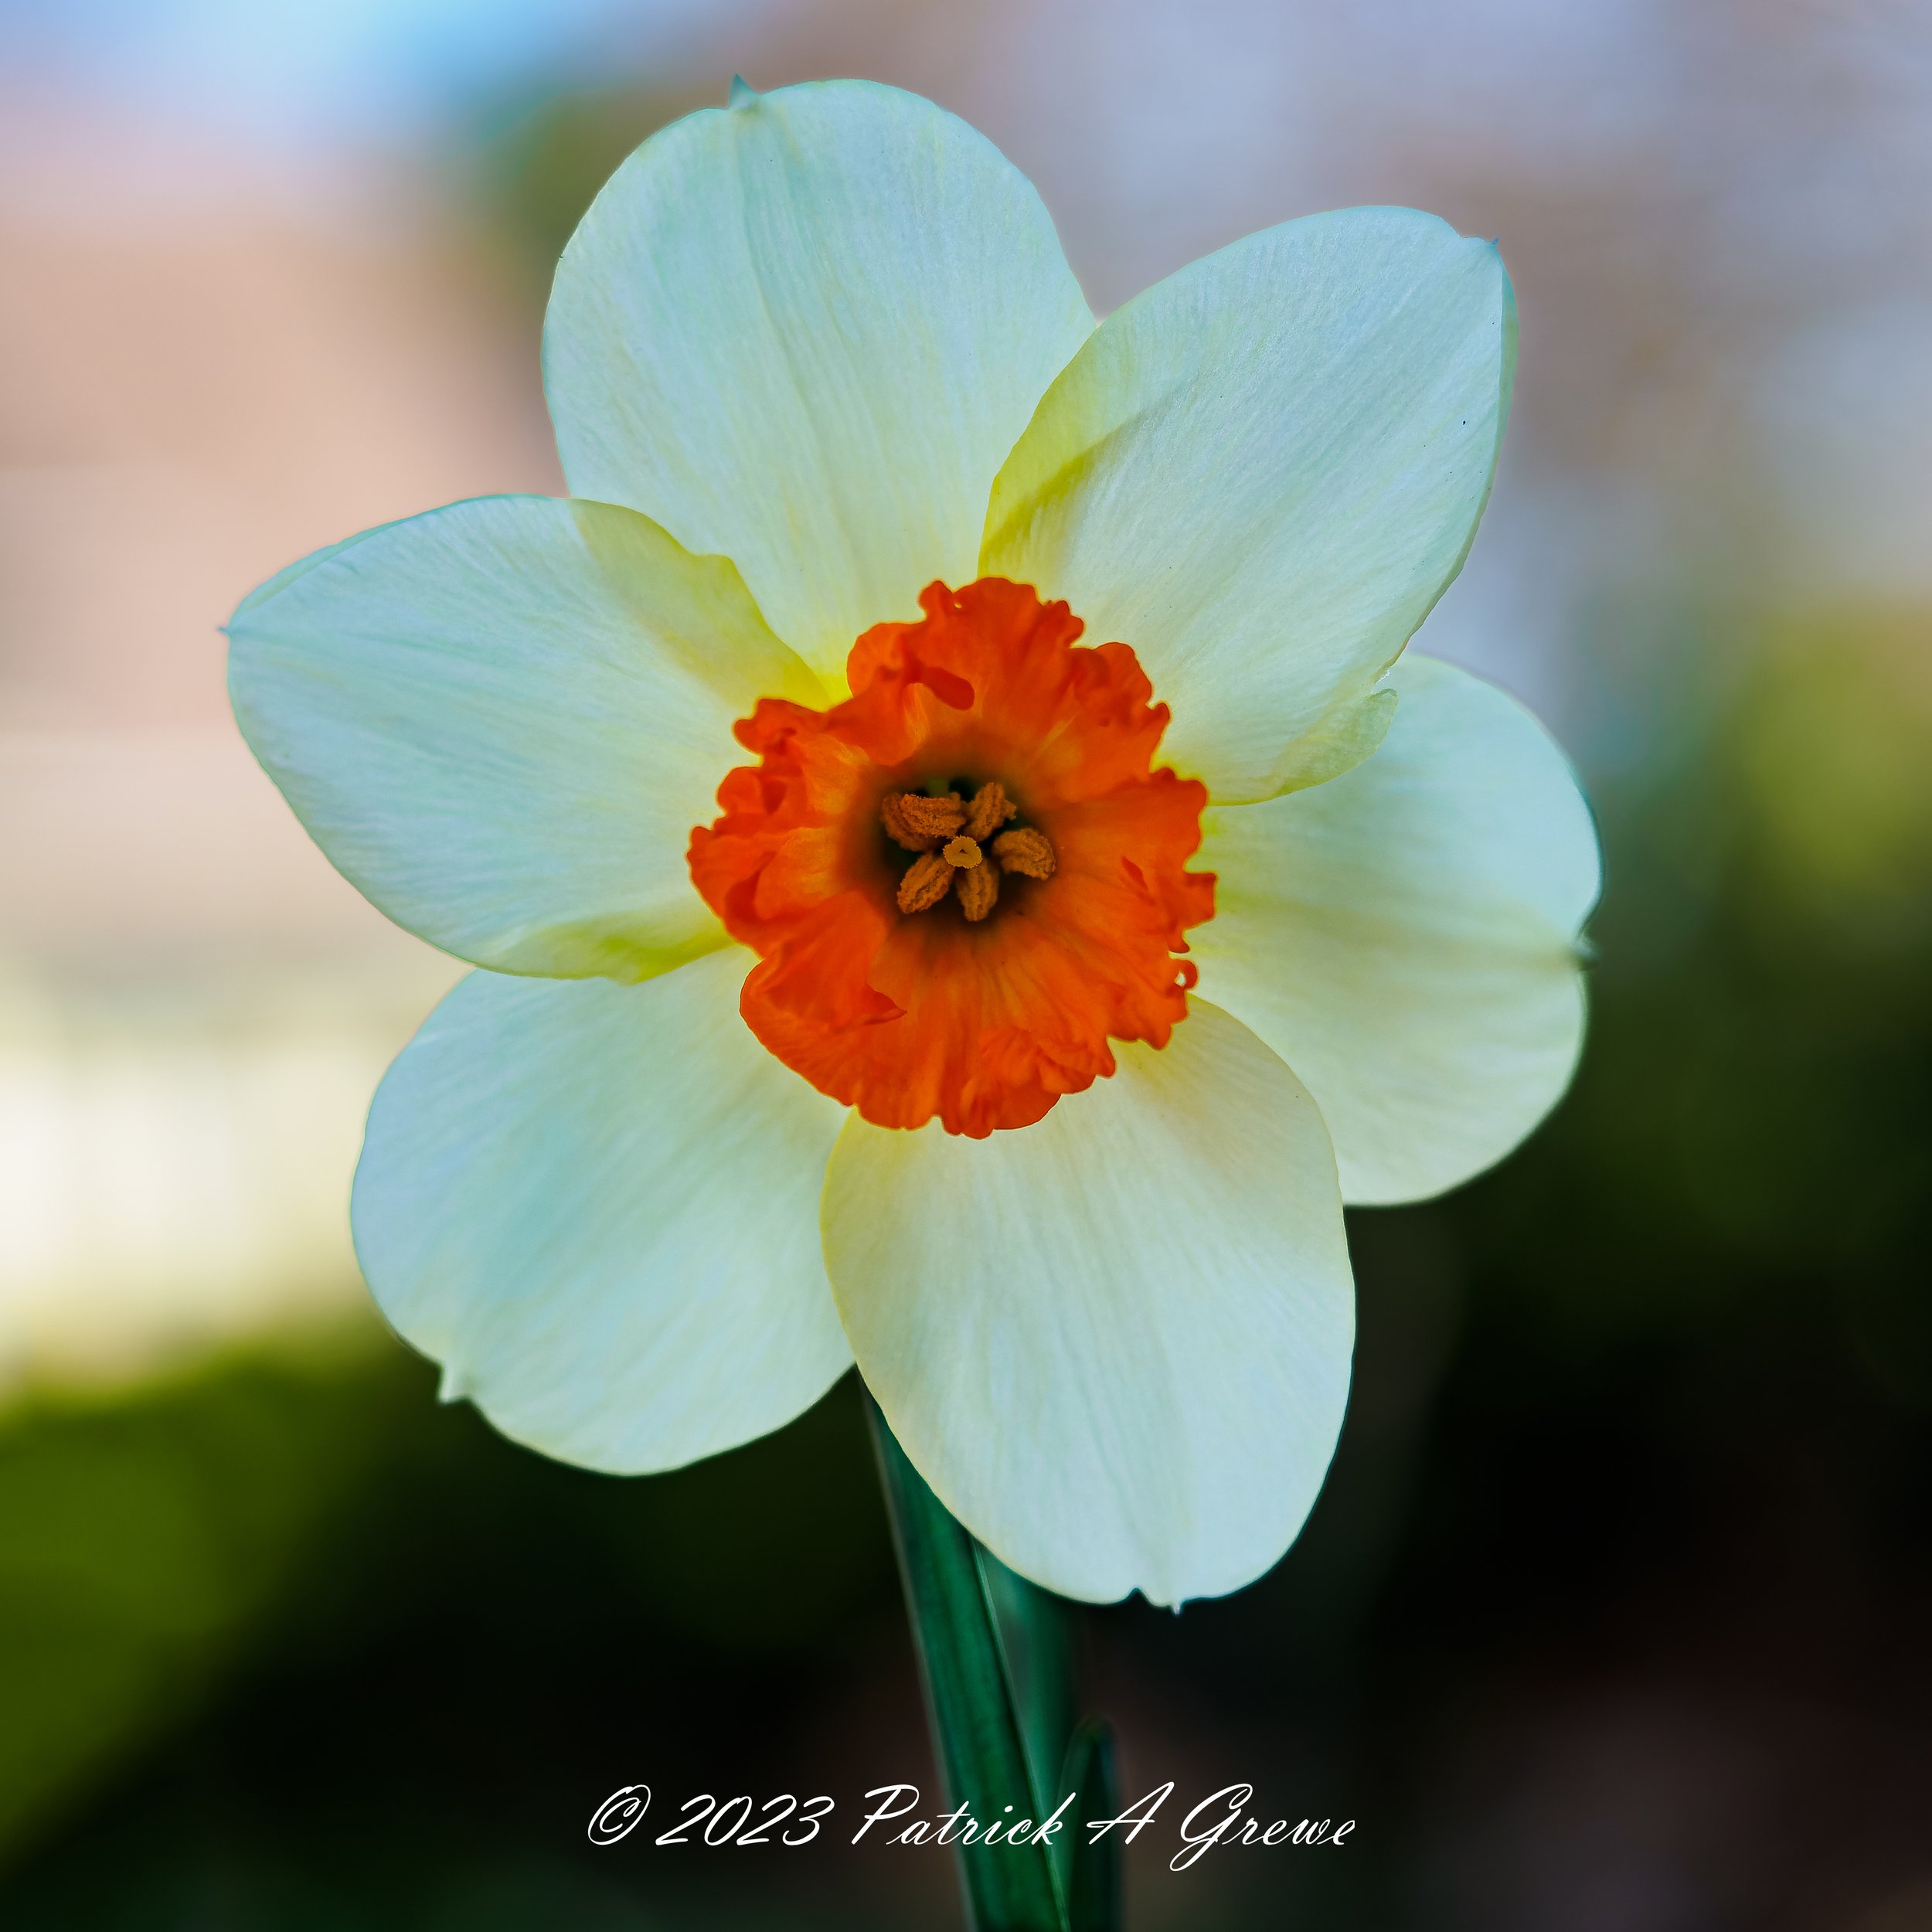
[[822, 1001, 1353, 1607], [1193, 653, 1600, 1203]]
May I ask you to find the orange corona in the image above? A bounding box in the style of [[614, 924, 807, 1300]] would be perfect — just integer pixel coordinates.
[[689, 578, 1215, 1136]]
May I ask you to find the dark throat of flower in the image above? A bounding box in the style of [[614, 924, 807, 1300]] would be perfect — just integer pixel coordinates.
[[882, 780, 1058, 923]]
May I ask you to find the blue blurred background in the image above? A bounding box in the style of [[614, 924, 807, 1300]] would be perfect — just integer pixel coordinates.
[[2, 2, 1930, 1926]]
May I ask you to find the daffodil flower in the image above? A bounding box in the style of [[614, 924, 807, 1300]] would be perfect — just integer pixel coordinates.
[[229, 79, 1598, 1609]]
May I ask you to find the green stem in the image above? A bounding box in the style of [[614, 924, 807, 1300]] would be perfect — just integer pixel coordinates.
[[980, 1549, 1079, 1808], [865, 1393, 1067, 1932], [980, 1558, 1122, 1924], [1058, 1719, 1124, 1931]]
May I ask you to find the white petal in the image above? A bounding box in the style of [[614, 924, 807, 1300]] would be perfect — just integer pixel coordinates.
[[229, 495, 824, 981], [983, 207, 1515, 801], [822, 1000, 1353, 1607], [1192, 653, 1600, 1205], [353, 948, 852, 1473], [545, 78, 1094, 684]]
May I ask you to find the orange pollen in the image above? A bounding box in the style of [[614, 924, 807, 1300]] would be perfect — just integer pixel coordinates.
[[686, 578, 1216, 1137]]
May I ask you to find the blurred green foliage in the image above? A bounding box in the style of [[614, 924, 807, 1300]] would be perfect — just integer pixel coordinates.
[[1739, 612, 1932, 960], [1491, 609, 1932, 1340], [0, 1338, 404, 1865], [0, 1339, 899, 1928]]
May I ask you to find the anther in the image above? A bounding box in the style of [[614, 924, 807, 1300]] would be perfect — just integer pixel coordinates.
[[992, 827, 1056, 880], [957, 862, 1000, 922], [896, 850, 955, 913], [963, 781, 1017, 842], [882, 790, 966, 852]]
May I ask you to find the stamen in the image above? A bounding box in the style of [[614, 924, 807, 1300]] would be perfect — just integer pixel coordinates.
[[993, 827, 1056, 880], [886, 786, 1056, 920], [896, 850, 955, 913], [882, 790, 967, 852], [963, 781, 1017, 842], [957, 862, 1000, 922]]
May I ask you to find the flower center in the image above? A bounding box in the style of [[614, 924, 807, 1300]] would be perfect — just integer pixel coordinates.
[[883, 779, 1057, 922], [687, 578, 1214, 1137]]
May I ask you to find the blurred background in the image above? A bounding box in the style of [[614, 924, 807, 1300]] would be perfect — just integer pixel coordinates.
[[2, 1, 1930, 1926]]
